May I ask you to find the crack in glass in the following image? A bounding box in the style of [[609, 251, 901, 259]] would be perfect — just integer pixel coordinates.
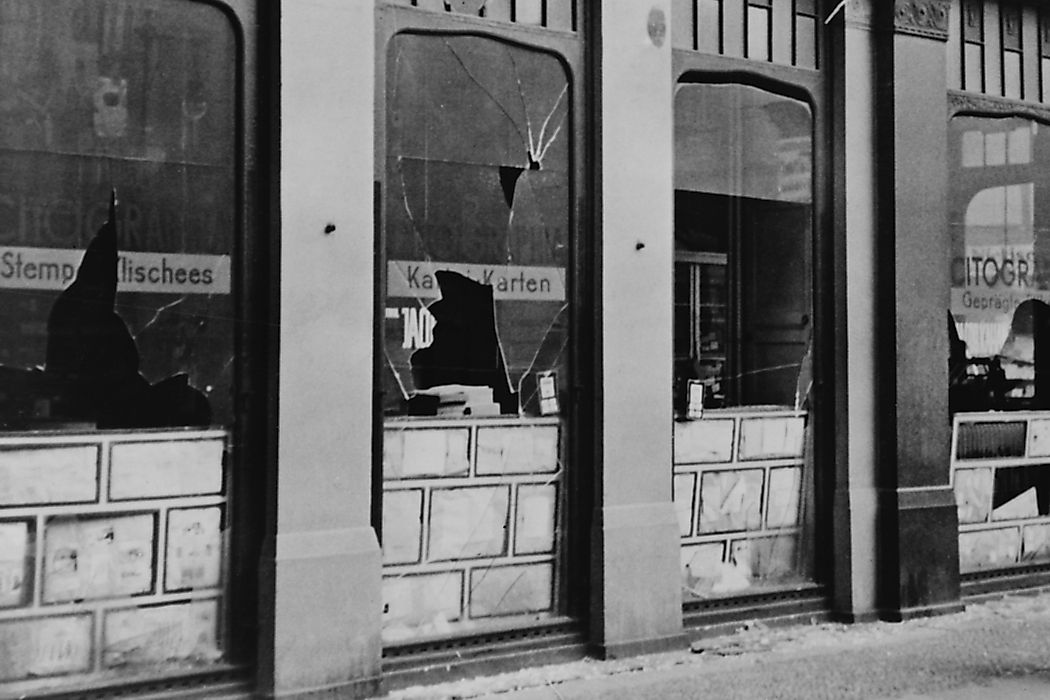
[[383, 33, 571, 417], [382, 34, 570, 640]]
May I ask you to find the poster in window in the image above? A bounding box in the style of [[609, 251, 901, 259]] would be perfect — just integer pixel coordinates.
[[43, 513, 154, 603], [165, 507, 222, 592]]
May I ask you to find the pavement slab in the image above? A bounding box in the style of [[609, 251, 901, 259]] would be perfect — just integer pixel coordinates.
[[382, 591, 1050, 700]]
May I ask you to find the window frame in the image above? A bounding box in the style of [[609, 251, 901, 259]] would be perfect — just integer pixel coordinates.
[[945, 91, 1050, 581], [0, 0, 264, 692], [671, 48, 832, 601], [372, 1, 591, 644]]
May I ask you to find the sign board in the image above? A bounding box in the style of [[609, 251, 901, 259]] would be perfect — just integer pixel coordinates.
[[0, 246, 231, 295], [388, 260, 565, 302]]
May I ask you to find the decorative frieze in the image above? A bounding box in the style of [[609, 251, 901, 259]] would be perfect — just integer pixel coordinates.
[[893, 0, 951, 40], [841, 0, 951, 40]]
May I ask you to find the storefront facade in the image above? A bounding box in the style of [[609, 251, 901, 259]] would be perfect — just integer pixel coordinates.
[[0, 0, 268, 697], [945, 0, 1050, 593], [2, 1, 1050, 698]]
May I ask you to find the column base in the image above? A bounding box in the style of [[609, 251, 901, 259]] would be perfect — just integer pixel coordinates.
[[257, 526, 383, 700], [589, 631, 688, 661], [880, 600, 965, 623], [590, 502, 685, 656]]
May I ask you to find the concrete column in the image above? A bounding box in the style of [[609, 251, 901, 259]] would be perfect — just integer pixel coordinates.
[[590, 1, 686, 657], [830, 0, 962, 623], [833, 0, 961, 620], [257, 2, 382, 697], [876, 0, 961, 619], [830, 0, 882, 623]]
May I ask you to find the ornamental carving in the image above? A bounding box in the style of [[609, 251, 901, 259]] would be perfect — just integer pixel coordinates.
[[893, 0, 951, 40]]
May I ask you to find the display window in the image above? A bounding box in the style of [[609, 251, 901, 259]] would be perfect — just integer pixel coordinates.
[[0, 0, 241, 693], [673, 82, 816, 600], [949, 114, 1050, 573], [948, 115, 1050, 413], [379, 31, 573, 643]]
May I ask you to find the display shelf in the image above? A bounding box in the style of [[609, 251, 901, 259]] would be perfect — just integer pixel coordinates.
[[381, 416, 562, 644], [0, 428, 229, 690], [673, 408, 808, 599], [952, 411, 1050, 573]]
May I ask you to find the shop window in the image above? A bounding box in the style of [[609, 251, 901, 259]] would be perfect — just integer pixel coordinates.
[[948, 116, 1050, 413], [674, 83, 812, 414], [0, 0, 235, 431], [381, 33, 571, 642], [673, 82, 815, 600], [0, 0, 238, 693], [949, 115, 1050, 572]]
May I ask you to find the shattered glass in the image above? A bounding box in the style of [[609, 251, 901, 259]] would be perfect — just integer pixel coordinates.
[[0, 1, 235, 693], [381, 34, 570, 641], [383, 33, 570, 418], [0, 0, 236, 431], [673, 83, 816, 600]]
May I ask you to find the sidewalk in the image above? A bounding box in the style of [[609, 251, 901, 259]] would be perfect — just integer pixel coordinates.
[[385, 592, 1050, 700]]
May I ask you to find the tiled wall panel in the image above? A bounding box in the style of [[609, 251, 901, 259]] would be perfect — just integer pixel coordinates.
[[382, 418, 561, 642], [674, 409, 808, 600], [0, 429, 228, 689], [953, 411, 1050, 572]]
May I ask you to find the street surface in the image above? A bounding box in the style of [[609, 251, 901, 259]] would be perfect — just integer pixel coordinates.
[[386, 591, 1050, 699]]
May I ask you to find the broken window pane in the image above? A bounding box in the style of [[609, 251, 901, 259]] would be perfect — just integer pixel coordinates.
[[673, 83, 815, 600], [0, 1, 237, 694], [383, 33, 570, 418], [947, 116, 1050, 415], [381, 34, 570, 642], [0, 0, 236, 431]]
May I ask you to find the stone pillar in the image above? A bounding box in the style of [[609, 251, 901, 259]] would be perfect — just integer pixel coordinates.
[[828, 0, 883, 623], [873, 0, 961, 619], [257, 1, 383, 697], [830, 0, 961, 623], [589, 1, 686, 657]]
